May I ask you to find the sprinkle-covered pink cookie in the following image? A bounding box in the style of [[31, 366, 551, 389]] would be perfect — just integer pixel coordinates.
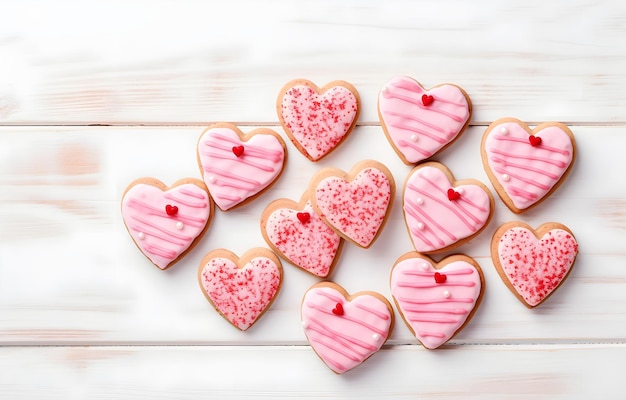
[[390, 252, 484, 349], [301, 282, 394, 374], [491, 221, 579, 308], [198, 248, 283, 330], [403, 162, 494, 253], [481, 118, 576, 213], [121, 177, 214, 270], [197, 123, 287, 211], [260, 192, 344, 278], [277, 79, 360, 162], [378, 76, 472, 165], [310, 160, 395, 248]]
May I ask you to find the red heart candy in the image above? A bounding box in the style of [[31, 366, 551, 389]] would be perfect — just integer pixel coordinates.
[[434, 272, 447, 283], [165, 204, 178, 216], [421, 94, 434, 106], [529, 135, 542, 146], [296, 212, 310, 224], [447, 188, 461, 201], [332, 302, 344, 316], [232, 145, 245, 157]]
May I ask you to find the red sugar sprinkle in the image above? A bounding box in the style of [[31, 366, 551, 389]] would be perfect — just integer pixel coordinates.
[[421, 94, 434, 106], [165, 204, 178, 216], [332, 302, 344, 316], [232, 145, 245, 157]]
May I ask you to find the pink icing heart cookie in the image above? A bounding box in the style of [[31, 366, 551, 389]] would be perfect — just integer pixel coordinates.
[[121, 178, 214, 270], [277, 79, 360, 162], [301, 282, 394, 374], [403, 162, 494, 254], [198, 248, 283, 331], [390, 252, 484, 349], [310, 160, 395, 248], [197, 123, 287, 211], [491, 221, 579, 308], [260, 192, 344, 278], [378, 76, 472, 165], [481, 118, 576, 213]]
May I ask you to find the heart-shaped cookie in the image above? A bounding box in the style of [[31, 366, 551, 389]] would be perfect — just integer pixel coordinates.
[[390, 252, 484, 349], [301, 282, 394, 374], [491, 222, 579, 308], [378, 76, 472, 165], [198, 248, 283, 331], [481, 118, 576, 213], [277, 79, 360, 161], [197, 123, 287, 211], [260, 193, 344, 278], [121, 178, 214, 270], [403, 162, 494, 253], [310, 160, 395, 248]]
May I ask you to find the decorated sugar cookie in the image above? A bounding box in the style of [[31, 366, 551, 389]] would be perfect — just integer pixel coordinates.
[[197, 123, 287, 211], [481, 118, 576, 213], [491, 221, 579, 308], [121, 177, 214, 270], [301, 282, 394, 374], [390, 252, 484, 349], [198, 248, 283, 331], [277, 79, 360, 161], [378, 76, 472, 165]]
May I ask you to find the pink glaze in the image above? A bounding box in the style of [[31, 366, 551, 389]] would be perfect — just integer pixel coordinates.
[[403, 165, 491, 253], [198, 127, 285, 210], [314, 167, 392, 248], [484, 122, 574, 210], [301, 286, 392, 374], [390, 257, 481, 349], [498, 227, 578, 307], [378, 76, 470, 164], [121, 183, 211, 269], [264, 201, 342, 277], [280, 84, 358, 160], [200, 255, 281, 331]]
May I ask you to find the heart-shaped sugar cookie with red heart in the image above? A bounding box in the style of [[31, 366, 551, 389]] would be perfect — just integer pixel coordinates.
[[277, 79, 360, 161], [198, 248, 283, 331], [481, 118, 576, 213], [310, 160, 395, 248], [301, 282, 394, 374], [197, 123, 287, 211], [261, 193, 344, 278], [403, 162, 494, 253], [491, 222, 579, 308], [378, 76, 472, 165], [390, 252, 484, 349], [121, 178, 214, 270]]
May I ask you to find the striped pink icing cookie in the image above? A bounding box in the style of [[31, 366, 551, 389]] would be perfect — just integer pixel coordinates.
[[198, 248, 283, 331], [403, 162, 494, 254], [261, 193, 344, 278], [481, 118, 576, 213], [390, 252, 484, 349], [197, 123, 287, 211], [491, 222, 578, 308], [277, 79, 360, 162], [378, 76, 472, 165], [121, 178, 214, 270], [301, 282, 394, 374], [310, 160, 395, 248]]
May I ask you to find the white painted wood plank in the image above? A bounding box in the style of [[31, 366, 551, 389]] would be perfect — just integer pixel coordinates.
[[0, 344, 624, 399], [1, 0, 625, 123], [0, 125, 624, 344]]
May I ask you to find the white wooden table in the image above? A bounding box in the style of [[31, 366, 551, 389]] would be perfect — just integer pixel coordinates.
[[2, 1, 626, 398]]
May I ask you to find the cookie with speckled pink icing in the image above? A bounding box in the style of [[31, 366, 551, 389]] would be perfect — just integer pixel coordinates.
[[309, 160, 395, 248], [277, 79, 360, 162], [197, 123, 287, 211], [121, 177, 214, 270], [481, 118, 576, 214], [198, 247, 283, 331], [378, 76, 472, 165], [491, 221, 579, 308], [301, 281, 394, 374], [390, 252, 484, 349], [260, 192, 344, 278]]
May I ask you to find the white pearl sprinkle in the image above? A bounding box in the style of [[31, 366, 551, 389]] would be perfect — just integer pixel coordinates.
[[500, 126, 508, 134], [456, 187, 464, 195], [137, 232, 145, 240], [208, 176, 216, 183], [301, 320, 308, 329], [416, 197, 424, 205], [176, 222, 184, 230], [381, 86, 389, 94], [443, 290, 451, 299], [502, 174, 510, 182], [372, 333, 381, 341], [417, 222, 424, 230], [420, 263, 429, 271], [410, 134, 418, 142]]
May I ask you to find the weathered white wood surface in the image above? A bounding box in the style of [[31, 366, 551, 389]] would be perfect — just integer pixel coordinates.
[[1, 0, 626, 398]]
